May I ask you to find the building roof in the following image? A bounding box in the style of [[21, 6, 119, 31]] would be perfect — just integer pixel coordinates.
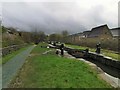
[[88, 24, 109, 38], [70, 32, 83, 36], [83, 31, 91, 37], [76, 32, 84, 36], [110, 28, 120, 37]]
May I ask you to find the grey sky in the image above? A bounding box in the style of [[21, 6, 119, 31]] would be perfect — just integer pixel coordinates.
[[1, 0, 119, 34]]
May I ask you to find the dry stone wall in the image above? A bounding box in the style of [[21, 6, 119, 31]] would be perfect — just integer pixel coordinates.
[[1, 44, 27, 56]]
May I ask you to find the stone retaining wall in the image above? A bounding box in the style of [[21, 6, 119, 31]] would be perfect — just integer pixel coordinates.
[[1, 44, 27, 56]]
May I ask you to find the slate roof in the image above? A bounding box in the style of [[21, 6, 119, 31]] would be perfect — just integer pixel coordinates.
[[83, 31, 91, 37], [88, 24, 109, 38], [70, 32, 83, 36], [110, 28, 120, 37]]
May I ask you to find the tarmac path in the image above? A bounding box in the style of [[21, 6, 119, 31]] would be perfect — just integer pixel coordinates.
[[1, 45, 35, 88]]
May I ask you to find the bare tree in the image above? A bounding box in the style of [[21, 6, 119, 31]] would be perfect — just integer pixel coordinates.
[[62, 30, 69, 37], [31, 28, 46, 44]]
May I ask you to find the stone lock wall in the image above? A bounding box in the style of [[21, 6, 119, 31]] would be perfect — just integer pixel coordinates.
[[86, 52, 120, 70], [63, 46, 120, 73], [51, 44, 120, 75]]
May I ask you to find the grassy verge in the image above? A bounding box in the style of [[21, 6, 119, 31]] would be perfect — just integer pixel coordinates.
[[65, 44, 119, 61], [31, 42, 51, 54], [1, 45, 32, 65], [9, 43, 111, 88]]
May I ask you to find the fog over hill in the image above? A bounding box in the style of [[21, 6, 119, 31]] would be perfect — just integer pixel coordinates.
[[2, 0, 119, 34]]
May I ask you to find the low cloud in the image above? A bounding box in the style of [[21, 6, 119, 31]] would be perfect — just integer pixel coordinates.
[[2, 0, 119, 34]]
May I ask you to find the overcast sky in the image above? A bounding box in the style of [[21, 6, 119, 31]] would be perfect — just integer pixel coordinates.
[[1, 0, 119, 34]]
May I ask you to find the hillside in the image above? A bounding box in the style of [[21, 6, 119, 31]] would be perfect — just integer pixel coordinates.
[[2, 26, 25, 47]]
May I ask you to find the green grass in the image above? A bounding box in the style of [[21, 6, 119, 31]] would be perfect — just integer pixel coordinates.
[[31, 42, 51, 54], [1, 45, 31, 65], [65, 44, 119, 61], [9, 43, 111, 88]]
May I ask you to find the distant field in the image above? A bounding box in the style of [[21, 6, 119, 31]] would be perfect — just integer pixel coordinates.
[[65, 44, 119, 61], [9, 43, 111, 88]]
